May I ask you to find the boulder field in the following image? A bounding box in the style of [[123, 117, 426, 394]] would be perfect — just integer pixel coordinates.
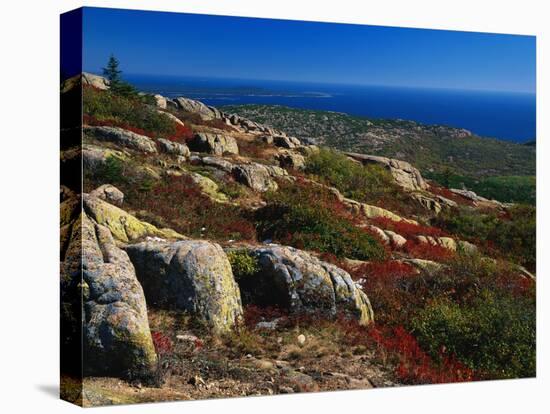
[[61, 188, 377, 377]]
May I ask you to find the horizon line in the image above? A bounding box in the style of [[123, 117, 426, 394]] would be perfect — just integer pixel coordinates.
[[84, 70, 536, 95]]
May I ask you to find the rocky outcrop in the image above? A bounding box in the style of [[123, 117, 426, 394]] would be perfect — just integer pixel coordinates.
[[343, 197, 418, 224], [365, 225, 391, 245], [62, 212, 157, 377], [239, 245, 374, 325], [384, 230, 407, 248], [125, 240, 243, 333], [410, 193, 443, 214], [174, 97, 217, 120], [82, 145, 126, 170], [273, 135, 302, 149], [153, 94, 167, 109], [449, 188, 503, 208], [438, 237, 457, 251], [193, 155, 287, 192], [157, 110, 185, 126], [457, 240, 478, 254], [83, 193, 184, 243], [157, 138, 190, 158], [84, 126, 157, 153], [62, 72, 110, 93], [200, 156, 235, 173], [346, 153, 427, 191], [276, 150, 306, 170], [188, 172, 229, 203], [232, 163, 286, 192], [90, 184, 124, 206], [402, 258, 444, 273], [188, 132, 239, 156]]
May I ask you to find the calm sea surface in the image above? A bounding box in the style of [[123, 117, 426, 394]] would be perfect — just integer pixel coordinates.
[[126, 74, 536, 142]]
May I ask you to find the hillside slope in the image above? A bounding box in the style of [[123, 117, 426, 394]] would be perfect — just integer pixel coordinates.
[[222, 104, 536, 178], [61, 74, 536, 405]]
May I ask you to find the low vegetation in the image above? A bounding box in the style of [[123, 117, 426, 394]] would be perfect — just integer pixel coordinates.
[[73, 70, 536, 402], [224, 104, 536, 202], [305, 148, 396, 202], [303, 148, 419, 216], [425, 171, 536, 204], [412, 290, 535, 379], [255, 179, 388, 261], [351, 251, 536, 379], [435, 204, 536, 269], [84, 158, 256, 242], [83, 86, 177, 137]]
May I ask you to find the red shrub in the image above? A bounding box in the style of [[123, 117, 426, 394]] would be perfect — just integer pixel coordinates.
[[352, 260, 419, 324], [132, 175, 256, 241], [335, 320, 475, 384], [83, 114, 154, 138], [429, 185, 474, 207], [402, 240, 455, 261], [151, 331, 173, 356], [372, 216, 447, 238], [493, 273, 536, 298], [367, 325, 476, 384], [243, 305, 289, 329], [166, 122, 194, 143]]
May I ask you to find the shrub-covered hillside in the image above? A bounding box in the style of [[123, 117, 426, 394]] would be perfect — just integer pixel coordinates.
[[223, 104, 536, 204], [61, 72, 536, 406]]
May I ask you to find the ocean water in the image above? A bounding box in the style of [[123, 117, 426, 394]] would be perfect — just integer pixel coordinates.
[[126, 74, 536, 143]]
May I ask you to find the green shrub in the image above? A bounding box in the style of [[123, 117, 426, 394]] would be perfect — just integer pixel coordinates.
[[411, 290, 536, 379], [96, 155, 126, 184], [425, 171, 536, 204], [83, 86, 176, 137], [305, 148, 396, 202], [227, 250, 260, 281], [256, 180, 387, 261], [435, 205, 535, 269], [218, 180, 247, 200]]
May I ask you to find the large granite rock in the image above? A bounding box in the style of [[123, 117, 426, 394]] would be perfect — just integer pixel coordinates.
[[188, 172, 229, 203], [276, 150, 306, 170], [346, 153, 427, 191], [62, 212, 157, 377], [153, 94, 167, 109], [157, 138, 190, 158], [273, 135, 302, 149], [125, 240, 243, 333], [82, 72, 110, 90], [83, 193, 184, 243], [188, 132, 239, 156], [82, 145, 126, 170], [62, 72, 110, 93], [84, 126, 157, 153], [173, 97, 217, 120], [240, 246, 374, 325], [157, 110, 185, 126], [343, 197, 418, 224], [232, 163, 286, 192], [89, 184, 124, 206]]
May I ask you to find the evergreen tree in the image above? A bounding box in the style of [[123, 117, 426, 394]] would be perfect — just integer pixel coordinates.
[[102, 54, 137, 97], [102, 54, 122, 87]]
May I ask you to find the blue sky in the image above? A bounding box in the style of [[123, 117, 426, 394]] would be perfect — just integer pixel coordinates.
[[82, 7, 536, 93]]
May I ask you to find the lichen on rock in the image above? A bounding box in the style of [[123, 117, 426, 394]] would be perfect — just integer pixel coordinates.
[[237, 245, 374, 325], [125, 240, 243, 333]]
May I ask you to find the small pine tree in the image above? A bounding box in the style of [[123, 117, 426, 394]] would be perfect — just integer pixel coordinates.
[[102, 54, 137, 97], [102, 54, 122, 87]]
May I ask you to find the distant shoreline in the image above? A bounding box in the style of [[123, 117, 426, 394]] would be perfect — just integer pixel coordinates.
[[112, 73, 536, 143]]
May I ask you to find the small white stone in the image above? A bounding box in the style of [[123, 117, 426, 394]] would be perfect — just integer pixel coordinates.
[[297, 334, 306, 346]]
